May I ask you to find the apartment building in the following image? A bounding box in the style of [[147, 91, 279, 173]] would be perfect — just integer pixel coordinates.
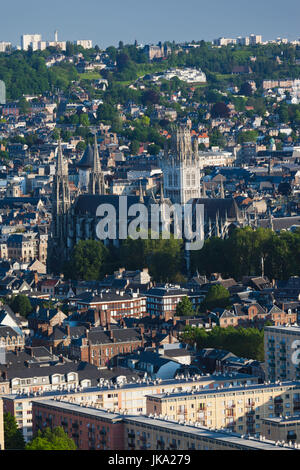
[[262, 415, 300, 445], [31, 399, 297, 450], [145, 381, 300, 436], [146, 286, 204, 320], [4, 232, 48, 264], [264, 325, 300, 382], [1, 373, 257, 442], [72, 291, 147, 321], [71, 327, 144, 368]]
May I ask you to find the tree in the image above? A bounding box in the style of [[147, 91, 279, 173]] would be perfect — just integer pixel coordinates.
[[237, 129, 259, 144], [176, 296, 194, 316], [240, 82, 253, 97], [141, 89, 160, 106], [180, 325, 264, 361], [130, 140, 140, 155], [201, 284, 231, 312], [26, 427, 76, 450], [18, 97, 30, 115], [79, 113, 90, 127], [211, 102, 230, 118], [9, 294, 32, 318], [4, 412, 25, 450], [76, 141, 86, 153], [64, 239, 108, 280]]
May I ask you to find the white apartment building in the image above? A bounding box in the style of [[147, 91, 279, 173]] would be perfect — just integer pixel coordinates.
[[0, 42, 11, 52], [75, 40, 93, 49], [21, 34, 42, 51]]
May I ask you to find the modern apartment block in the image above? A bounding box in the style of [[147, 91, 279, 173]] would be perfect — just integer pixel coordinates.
[[1, 373, 257, 442], [145, 381, 300, 437], [262, 415, 300, 445], [0, 80, 6, 105], [264, 325, 300, 382], [31, 399, 297, 450]]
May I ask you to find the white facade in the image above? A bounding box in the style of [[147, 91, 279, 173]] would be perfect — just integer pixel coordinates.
[[75, 40, 93, 49], [21, 34, 42, 50], [159, 126, 202, 204], [0, 42, 11, 52]]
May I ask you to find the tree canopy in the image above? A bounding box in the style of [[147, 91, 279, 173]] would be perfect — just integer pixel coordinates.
[[63, 239, 108, 281], [25, 427, 76, 450], [180, 325, 264, 361], [176, 296, 195, 316], [4, 412, 26, 450]]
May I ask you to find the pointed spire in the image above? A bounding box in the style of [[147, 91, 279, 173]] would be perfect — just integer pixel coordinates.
[[139, 180, 144, 203], [160, 177, 165, 203], [208, 218, 212, 237], [88, 132, 105, 195], [220, 179, 225, 199], [57, 137, 68, 177], [215, 211, 220, 237], [93, 132, 101, 173], [269, 209, 274, 230]]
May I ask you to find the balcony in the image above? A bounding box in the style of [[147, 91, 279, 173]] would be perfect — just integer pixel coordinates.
[[293, 400, 300, 412]]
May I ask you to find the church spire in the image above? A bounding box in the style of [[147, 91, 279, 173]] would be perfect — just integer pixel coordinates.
[[57, 137, 68, 177], [220, 179, 225, 199], [49, 136, 71, 273], [88, 133, 105, 195], [139, 180, 144, 203]]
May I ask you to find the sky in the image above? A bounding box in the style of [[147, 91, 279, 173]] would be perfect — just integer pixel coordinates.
[[1, 0, 300, 49]]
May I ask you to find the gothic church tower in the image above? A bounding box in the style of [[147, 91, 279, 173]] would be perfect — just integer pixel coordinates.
[[48, 139, 71, 272], [159, 125, 202, 204], [88, 133, 105, 195]]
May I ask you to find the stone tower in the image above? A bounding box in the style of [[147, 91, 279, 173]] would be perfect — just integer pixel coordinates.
[[77, 134, 105, 194], [159, 125, 202, 204], [88, 133, 105, 195], [49, 139, 71, 271]]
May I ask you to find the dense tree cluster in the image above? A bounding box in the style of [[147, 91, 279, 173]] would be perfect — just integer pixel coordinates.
[[25, 426, 76, 450], [63, 236, 185, 283], [180, 325, 264, 361], [0, 51, 79, 99], [191, 226, 300, 281]]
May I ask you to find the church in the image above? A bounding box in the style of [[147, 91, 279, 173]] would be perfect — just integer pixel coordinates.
[[48, 126, 246, 273]]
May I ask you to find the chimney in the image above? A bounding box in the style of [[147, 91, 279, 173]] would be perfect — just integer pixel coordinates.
[[109, 329, 114, 341]]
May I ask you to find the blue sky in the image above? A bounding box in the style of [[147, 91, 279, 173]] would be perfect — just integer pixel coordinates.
[[1, 0, 300, 48]]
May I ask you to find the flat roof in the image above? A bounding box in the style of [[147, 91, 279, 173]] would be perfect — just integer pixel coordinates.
[[1, 373, 257, 401], [32, 400, 296, 450], [146, 380, 300, 401]]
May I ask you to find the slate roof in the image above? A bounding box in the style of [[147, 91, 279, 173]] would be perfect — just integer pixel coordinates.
[[190, 198, 241, 221], [76, 144, 94, 169], [0, 325, 21, 337], [87, 327, 142, 345], [3, 360, 100, 384], [258, 216, 300, 231], [233, 302, 266, 317]]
